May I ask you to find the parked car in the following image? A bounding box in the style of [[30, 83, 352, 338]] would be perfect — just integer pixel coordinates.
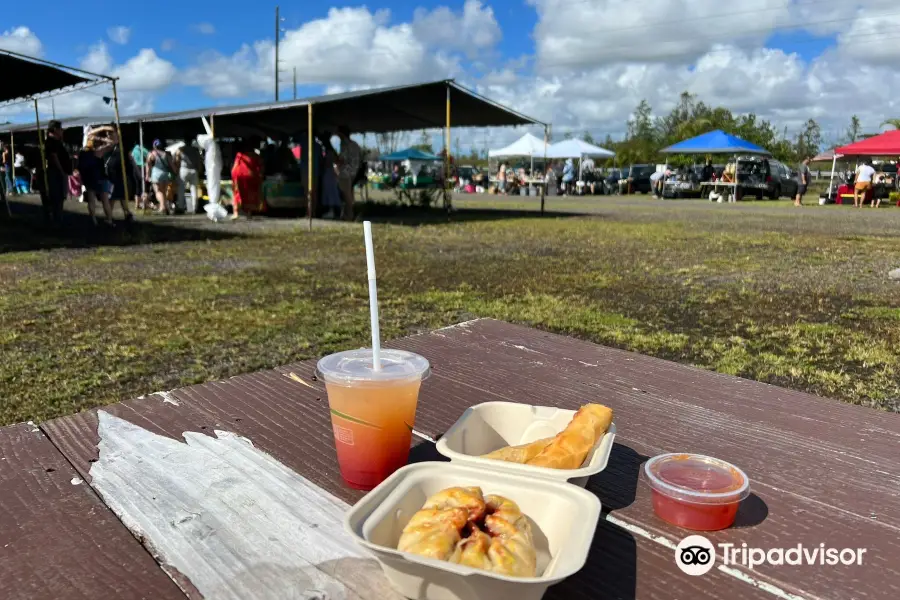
[[623, 164, 656, 194], [737, 157, 798, 199]]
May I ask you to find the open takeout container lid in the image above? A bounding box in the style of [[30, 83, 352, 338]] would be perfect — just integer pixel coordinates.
[[434, 401, 616, 487], [344, 462, 601, 600]]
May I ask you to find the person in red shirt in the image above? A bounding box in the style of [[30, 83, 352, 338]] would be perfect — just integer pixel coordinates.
[[230, 138, 264, 219]]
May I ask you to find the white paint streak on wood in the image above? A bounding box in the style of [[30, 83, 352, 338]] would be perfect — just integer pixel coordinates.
[[605, 514, 814, 600], [70, 477, 83, 485], [153, 391, 180, 406], [89, 411, 397, 600], [717, 566, 812, 600]]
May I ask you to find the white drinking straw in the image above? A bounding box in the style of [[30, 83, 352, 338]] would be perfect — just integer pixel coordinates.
[[363, 221, 382, 371]]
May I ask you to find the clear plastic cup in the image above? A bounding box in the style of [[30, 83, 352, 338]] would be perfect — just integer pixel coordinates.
[[316, 349, 430, 491], [643, 453, 750, 531]]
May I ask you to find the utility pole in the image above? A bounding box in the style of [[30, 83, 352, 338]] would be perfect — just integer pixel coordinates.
[[274, 5, 280, 102], [293, 67, 297, 100], [51, 99, 56, 119]]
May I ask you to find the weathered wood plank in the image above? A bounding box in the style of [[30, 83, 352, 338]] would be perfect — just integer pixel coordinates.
[[385, 319, 900, 600], [0, 422, 186, 600], [43, 390, 401, 600]]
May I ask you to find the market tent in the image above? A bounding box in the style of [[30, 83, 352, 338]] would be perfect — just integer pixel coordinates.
[[660, 130, 770, 155], [812, 149, 845, 196], [488, 133, 546, 158], [835, 130, 900, 156], [812, 149, 842, 162], [546, 139, 615, 159], [380, 147, 440, 161], [0, 79, 542, 141], [0, 49, 112, 220], [0, 52, 92, 104]]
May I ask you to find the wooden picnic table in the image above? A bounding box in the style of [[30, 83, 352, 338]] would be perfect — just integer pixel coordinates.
[[2, 319, 899, 600]]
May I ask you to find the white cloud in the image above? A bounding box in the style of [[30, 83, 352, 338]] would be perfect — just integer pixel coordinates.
[[185, 7, 460, 98], [0, 26, 42, 57], [530, 0, 790, 69], [107, 26, 131, 45], [161, 39, 176, 51], [194, 22, 216, 35], [80, 42, 177, 92], [413, 0, 502, 55], [836, 5, 900, 64]]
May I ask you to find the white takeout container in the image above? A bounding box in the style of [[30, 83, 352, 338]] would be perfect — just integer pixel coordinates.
[[435, 401, 616, 487], [344, 462, 601, 600]]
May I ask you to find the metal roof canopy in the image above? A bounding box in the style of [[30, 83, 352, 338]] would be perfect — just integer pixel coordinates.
[[0, 79, 542, 142], [0, 49, 106, 106]]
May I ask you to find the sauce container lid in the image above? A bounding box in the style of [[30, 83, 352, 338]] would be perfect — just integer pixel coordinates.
[[643, 453, 749, 505]]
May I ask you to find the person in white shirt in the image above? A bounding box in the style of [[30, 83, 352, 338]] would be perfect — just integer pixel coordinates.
[[854, 160, 876, 208]]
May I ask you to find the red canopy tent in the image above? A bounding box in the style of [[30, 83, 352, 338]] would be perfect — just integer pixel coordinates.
[[835, 130, 900, 156]]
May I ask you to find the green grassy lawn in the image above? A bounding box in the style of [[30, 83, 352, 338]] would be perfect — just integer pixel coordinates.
[[2, 193, 900, 425]]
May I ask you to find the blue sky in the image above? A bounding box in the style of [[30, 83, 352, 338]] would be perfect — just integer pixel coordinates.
[[3, 1, 897, 142]]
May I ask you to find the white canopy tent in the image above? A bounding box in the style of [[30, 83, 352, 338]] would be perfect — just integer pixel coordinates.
[[488, 132, 548, 176], [546, 138, 615, 178], [488, 132, 546, 158]]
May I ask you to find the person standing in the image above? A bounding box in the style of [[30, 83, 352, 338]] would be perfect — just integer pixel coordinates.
[[230, 139, 264, 220], [104, 140, 136, 223], [498, 162, 507, 194], [146, 140, 176, 214], [131, 142, 149, 209], [795, 157, 811, 207], [175, 139, 203, 214], [1, 142, 12, 197], [854, 160, 876, 208], [78, 126, 116, 226], [43, 120, 73, 225], [335, 126, 360, 221]]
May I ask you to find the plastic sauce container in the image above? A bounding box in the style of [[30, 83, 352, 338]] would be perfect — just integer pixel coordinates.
[[643, 453, 749, 531]]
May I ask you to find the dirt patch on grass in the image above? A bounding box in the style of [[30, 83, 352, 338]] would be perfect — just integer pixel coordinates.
[[2, 196, 900, 424]]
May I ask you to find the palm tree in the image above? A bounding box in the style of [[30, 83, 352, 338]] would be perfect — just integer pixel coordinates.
[[881, 119, 900, 130]]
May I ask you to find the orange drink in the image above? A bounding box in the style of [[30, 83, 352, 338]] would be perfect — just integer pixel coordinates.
[[317, 349, 430, 490]]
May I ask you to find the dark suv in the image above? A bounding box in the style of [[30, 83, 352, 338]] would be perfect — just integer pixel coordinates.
[[624, 164, 656, 194], [737, 157, 798, 199]]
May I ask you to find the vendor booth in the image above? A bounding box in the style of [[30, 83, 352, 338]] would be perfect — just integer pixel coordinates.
[[660, 130, 770, 202], [835, 131, 900, 206], [546, 139, 615, 195], [377, 147, 441, 190]]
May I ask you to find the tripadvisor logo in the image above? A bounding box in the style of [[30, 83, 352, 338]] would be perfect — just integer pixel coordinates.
[[675, 535, 867, 576]]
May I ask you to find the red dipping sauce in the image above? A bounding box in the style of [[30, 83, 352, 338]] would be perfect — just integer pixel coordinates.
[[643, 454, 749, 531]]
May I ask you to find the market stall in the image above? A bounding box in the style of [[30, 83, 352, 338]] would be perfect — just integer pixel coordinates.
[[377, 147, 441, 190], [836, 131, 900, 206], [660, 130, 770, 202], [488, 132, 547, 183], [546, 139, 615, 194]]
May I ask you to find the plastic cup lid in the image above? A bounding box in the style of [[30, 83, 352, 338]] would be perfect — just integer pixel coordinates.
[[316, 349, 430, 385], [643, 453, 749, 505]]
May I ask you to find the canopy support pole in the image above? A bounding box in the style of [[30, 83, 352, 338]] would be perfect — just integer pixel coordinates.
[[541, 124, 547, 214], [307, 103, 313, 232], [34, 100, 50, 210], [828, 154, 837, 197], [10, 132, 15, 197], [111, 81, 130, 216], [138, 121, 146, 211], [444, 84, 451, 210]]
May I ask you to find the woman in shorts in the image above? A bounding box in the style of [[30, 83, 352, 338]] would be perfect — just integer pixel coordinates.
[[146, 139, 176, 214], [78, 129, 116, 226]]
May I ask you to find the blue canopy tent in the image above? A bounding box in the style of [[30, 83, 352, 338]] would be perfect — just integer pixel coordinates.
[[380, 147, 440, 161], [660, 130, 770, 155], [659, 130, 771, 202]]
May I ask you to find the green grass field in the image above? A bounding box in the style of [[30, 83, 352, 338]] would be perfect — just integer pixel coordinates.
[[2, 192, 899, 425]]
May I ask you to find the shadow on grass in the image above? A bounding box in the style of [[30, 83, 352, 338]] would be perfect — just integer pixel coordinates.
[[1, 197, 246, 253], [355, 201, 595, 226]]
